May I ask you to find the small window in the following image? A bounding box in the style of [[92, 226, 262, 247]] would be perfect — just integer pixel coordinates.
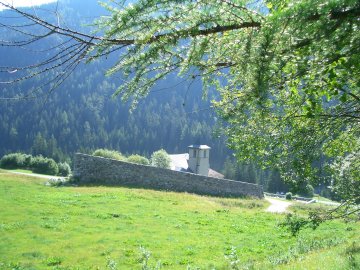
[[193, 149, 197, 158], [204, 150, 207, 158]]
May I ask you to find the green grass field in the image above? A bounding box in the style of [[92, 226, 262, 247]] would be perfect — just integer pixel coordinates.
[[0, 170, 359, 269]]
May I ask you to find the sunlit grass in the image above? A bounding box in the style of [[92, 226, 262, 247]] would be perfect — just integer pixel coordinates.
[[0, 171, 358, 269], [5, 168, 33, 174]]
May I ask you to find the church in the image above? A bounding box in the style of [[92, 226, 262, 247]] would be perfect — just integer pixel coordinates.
[[169, 145, 224, 179]]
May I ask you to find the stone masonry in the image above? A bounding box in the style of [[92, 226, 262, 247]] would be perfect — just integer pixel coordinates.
[[73, 153, 264, 198]]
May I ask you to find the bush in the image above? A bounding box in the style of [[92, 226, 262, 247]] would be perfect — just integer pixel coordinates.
[[0, 153, 31, 169], [93, 149, 126, 161], [58, 162, 71, 176], [127, 154, 150, 165], [151, 149, 171, 169], [285, 192, 293, 200], [299, 184, 314, 198], [280, 213, 309, 236], [46, 177, 68, 187], [0, 153, 69, 177], [31, 156, 59, 175], [23, 154, 33, 168]]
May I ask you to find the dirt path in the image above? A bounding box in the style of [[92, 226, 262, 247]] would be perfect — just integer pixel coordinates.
[[5, 171, 63, 180], [265, 197, 292, 213]]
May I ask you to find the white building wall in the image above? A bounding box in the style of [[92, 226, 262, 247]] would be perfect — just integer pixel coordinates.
[[188, 146, 210, 176]]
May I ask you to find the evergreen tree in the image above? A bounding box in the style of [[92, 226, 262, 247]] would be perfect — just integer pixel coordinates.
[[31, 133, 47, 157]]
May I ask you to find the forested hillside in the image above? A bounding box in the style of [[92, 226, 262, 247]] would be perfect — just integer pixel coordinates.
[[0, 0, 228, 167], [0, 0, 290, 192], [0, 60, 227, 166]]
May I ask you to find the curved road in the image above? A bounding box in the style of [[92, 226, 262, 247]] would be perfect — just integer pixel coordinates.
[[4, 170, 64, 180], [265, 197, 292, 213]]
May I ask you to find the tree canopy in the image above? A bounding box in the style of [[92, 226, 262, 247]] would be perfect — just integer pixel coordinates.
[[0, 0, 359, 216], [151, 149, 171, 169]]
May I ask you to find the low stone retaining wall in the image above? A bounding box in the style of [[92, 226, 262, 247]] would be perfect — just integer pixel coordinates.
[[73, 153, 264, 198]]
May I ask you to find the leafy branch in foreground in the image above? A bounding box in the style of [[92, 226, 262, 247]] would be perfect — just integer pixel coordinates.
[[281, 200, 359, 236], [0, 0, 359, 221]]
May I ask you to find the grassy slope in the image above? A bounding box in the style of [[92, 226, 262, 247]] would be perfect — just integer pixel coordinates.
[[0, 170, 358, 270]]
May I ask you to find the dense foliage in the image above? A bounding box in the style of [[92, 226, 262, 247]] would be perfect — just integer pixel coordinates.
[[0, 153, 71, 176], [0, 153, 32, 169], [222, 157, 291, 192], [89, 0, 359, 206], [93, 149, 127, 161], [58, 162, 72, 177], [0, 1, 230, 171], [92, 148, 170, 167], [150, 149, 171, 169], [31, 156, 59, 176], [127, 154, 150, 165]]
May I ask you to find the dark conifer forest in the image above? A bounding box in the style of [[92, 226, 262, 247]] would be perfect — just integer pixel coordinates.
[[0, 1, 228, 166], [0, 0, 288, 192]]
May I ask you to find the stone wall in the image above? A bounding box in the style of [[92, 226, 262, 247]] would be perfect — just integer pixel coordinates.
[[73, 153, 264, 198]]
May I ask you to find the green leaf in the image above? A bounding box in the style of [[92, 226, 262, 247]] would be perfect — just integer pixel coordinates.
[[266, 3, 273, 9], [340, 94, 347, 103]]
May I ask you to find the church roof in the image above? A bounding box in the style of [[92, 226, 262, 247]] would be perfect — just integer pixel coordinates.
[[169, 153, 189, 171], [188, 144, 211, 150]]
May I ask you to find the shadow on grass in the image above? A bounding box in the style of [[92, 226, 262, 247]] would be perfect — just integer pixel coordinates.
[[58, 177, 264, 203]]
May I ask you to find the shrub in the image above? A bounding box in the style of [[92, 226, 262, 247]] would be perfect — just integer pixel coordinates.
[[299, 184, 314, 198], [127, 154, 150, 165], [93, 149, 126, 161], [58, 162, 71, 176], [46, 178, 68, 187], [150, 149, 171, 169], [285, 192, 293, 200], [280, 213, 309, 236], [23, 154, 33, 168], [31, 156, 59, 175], [0, 153, 30, 169]]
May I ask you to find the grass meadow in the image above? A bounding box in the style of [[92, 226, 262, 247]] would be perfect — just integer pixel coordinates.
[[0, 169, 359, 269]]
